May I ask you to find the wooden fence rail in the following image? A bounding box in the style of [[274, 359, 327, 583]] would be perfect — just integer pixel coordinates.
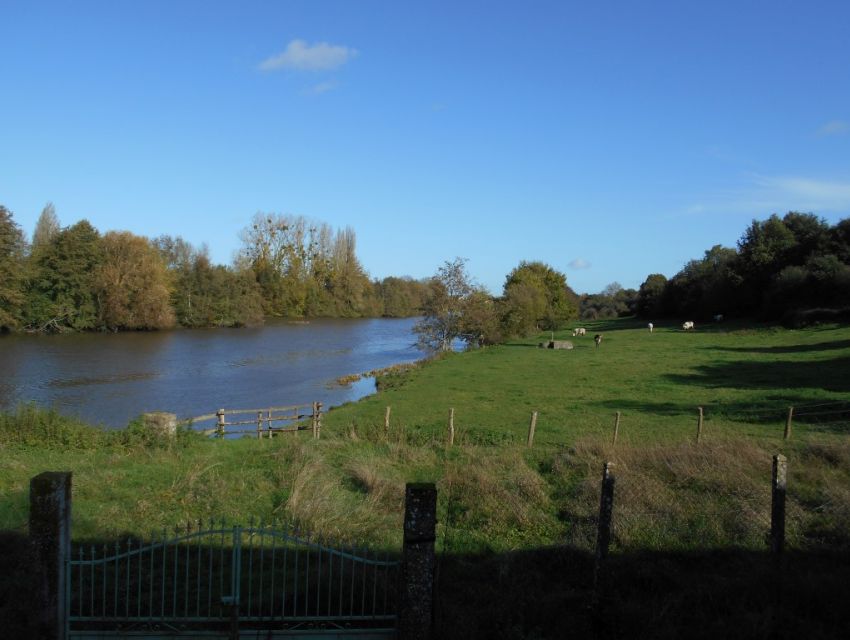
[[184, 403, 323, 440]]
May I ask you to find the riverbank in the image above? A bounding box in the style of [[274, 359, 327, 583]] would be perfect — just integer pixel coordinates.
[[2, 318, 850, 637]]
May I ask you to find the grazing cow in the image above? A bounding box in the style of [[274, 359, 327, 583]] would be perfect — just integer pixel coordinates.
[[713, 314, 724, 322], [648, 322, 654, 333], [594, 334, 603, 348], [572, 328, 587, 337], [682, 321, 695, 330]]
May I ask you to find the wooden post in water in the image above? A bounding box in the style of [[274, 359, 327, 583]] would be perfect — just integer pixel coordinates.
[[448, 408, 455, 447], [385, 406, 392, 438], [526, 411, 538, 448], [612, 411, 621, 446], [696, 406, 704, 444], [784, 406, 794, 440], [216, 409, 225, 438]]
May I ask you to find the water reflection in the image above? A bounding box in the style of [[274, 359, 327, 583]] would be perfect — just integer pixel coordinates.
[[0, 318, 421, 428]]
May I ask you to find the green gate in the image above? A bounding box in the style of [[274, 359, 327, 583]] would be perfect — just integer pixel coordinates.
[[66, 520, 399, 639]]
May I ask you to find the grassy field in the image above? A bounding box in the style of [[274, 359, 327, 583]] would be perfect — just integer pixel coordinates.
[[2, 318, 850, 637]]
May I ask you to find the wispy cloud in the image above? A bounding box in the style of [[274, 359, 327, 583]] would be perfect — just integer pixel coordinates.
[[754, 175, 850, 209], [259, 39, 358, 72], [302, 80, 338, 96], [682, 174, 850, 217], [569, 258, 592, 270], [816, 120, 849, 137]]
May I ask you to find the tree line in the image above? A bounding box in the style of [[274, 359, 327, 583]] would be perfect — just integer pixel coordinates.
[[635, 212, 850, 325], [0, 205, 431, 333]]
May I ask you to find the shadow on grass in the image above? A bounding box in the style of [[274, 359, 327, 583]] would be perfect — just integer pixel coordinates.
[[709, 339, 850, 354], [591, 398, 811, 424], [435, 546, 850, 639], [664, 356, 850, 393], [5, 528, 850, 639]]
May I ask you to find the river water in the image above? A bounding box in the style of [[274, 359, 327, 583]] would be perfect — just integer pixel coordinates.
[[0, 318, 422, 428]]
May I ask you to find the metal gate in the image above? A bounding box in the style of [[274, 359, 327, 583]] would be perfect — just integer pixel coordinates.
[[66, 520, 399, 638]]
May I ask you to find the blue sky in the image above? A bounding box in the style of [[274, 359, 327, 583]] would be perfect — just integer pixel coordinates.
[[2, 1, 849, 294]]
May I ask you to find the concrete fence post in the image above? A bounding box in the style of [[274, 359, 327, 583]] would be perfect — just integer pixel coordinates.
[[784, 407, 793, 441], [612, 412, 621, 446], [696, 406, 704, 444], [30, 472, 72, 640], [526, 411, 538, 448], [771, 454, 787, 556], [399, 483, 437, 640], [592, 462, 615, 606], [315, 402, 323, 439]]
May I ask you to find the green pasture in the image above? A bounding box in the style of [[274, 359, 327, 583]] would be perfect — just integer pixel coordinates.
[[1, 318, 849, 552], [325, 317, 850, 447]]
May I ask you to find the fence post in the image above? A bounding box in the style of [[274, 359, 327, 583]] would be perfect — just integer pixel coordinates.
[[30, 471, 72, 640], [399, 483, 437, 640], [526, 411, 538, 448], [447, 408, 455, 447], [315, 403, 322, 439], [217, 409, 225, 438], [256, 411, 263, 440], [612, 411, 621, 446], [784, 407, 793, 441], [385, 406, 392, 437], [696, 406, 704, 444], [771, 454, 787, 556], [592, 462, 615, 606]]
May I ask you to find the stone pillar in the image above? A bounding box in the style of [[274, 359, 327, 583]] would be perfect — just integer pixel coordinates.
[[399, 483, 437, 640], [771, 454, 787, 556], [142, 412, 177, 437], [30, 472, 72, 640]]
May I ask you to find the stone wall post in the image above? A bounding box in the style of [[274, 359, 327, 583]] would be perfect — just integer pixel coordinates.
[[771, 454, 787, 556], [592, 462, 615, 606], [30, 472, 72, 640], [399, 483, 437, 640]]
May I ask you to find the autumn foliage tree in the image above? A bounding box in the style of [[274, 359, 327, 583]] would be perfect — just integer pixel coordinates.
[[94, 232, 175, 330]]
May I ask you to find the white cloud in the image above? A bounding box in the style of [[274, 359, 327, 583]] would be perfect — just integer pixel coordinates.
[[816, 120, 849, 137], [302, 80, 337, 96], [259, 39, 358, 72], [569, 258, 592, 270]]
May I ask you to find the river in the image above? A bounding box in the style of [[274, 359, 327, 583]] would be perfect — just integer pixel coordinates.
[[0, 317, 422, 428]]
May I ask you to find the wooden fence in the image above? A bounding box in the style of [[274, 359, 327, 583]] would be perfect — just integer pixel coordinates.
[[185, 403, 323, 439]]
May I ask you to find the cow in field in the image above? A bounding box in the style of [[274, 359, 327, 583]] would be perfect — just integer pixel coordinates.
[[713, 314, 724, 322], [648, 322, 654, 333], [594, 334, 603, 348], [682, 321, 695, 330], [572, 328, 587, 337]]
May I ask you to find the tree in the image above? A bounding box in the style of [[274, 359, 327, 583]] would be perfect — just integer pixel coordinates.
[[31, 202, 60, 254], [501, 261, 577, 336], [0, 205, 26, 331], [27, 220, 104, 331], [94, 231, 175, 330], [636, 274, 668, 318], [413, 258, 474, 352]]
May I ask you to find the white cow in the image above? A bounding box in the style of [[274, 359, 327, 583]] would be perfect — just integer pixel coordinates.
[[713, 314, 724, 322], [648, 322, 654, 333], [682, 321, 695, 330], [572, 328, 587, 337]]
